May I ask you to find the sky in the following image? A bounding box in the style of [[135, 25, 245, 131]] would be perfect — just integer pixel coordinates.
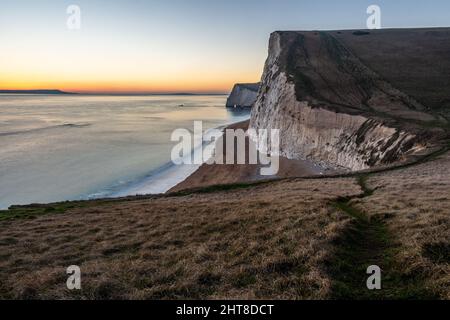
[[0, 0, 449, 94]]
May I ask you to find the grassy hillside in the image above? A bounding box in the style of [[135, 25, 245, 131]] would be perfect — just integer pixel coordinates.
[[0, 146, 449, 299], [275, 28, 450, 129], [334, 28, 450, 121]]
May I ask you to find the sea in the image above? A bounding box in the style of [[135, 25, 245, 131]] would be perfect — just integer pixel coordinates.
[[0, 94, 250, 209]]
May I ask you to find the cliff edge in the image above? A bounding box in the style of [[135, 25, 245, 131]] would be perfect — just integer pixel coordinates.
[[250, 29, 450, 171], [226, 83, 260, 108]]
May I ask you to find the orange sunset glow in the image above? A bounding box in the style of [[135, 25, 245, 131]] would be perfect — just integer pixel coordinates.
[[0, 2, 266, 94], [0, 52, 262, 94]]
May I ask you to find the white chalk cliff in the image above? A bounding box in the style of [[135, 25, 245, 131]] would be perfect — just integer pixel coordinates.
[[226, 83, 260, 108], [250, 31, 441, 171]]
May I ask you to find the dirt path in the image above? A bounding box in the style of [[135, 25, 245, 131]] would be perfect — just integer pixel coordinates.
[[328, 175, 437, 299]]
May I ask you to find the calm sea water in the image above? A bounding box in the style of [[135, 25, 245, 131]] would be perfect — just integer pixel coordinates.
[[0, 94, 250, 209]]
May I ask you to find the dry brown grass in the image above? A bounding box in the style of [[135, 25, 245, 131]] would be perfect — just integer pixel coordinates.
[[1, 150, 449, 300], [354, 151, 450, 299], [0, 178, 360, 300]]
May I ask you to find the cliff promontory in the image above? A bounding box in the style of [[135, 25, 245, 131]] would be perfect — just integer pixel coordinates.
[[226, 83, 260, 108], [250, 29, 450, 170]]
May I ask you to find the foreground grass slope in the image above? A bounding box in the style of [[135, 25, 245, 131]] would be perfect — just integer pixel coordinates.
[[0, 150, 449, 299], [0, 178, 360, 299]]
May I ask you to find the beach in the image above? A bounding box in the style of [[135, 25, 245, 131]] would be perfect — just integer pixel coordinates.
[[170, 120, 335, 193]]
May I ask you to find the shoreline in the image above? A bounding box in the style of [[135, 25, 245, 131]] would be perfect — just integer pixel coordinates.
[[169, 120, 336, 193], [99, 119, 251, 200]]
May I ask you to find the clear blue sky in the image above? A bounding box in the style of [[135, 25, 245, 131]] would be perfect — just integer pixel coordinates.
[[1, 0, 449, 93]]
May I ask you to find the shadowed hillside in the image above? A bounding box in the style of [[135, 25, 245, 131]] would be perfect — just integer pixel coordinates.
[[334, 28, 450, 121]]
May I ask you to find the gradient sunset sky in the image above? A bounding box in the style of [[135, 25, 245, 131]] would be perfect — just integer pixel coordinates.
[[1, 0, 449, 94]]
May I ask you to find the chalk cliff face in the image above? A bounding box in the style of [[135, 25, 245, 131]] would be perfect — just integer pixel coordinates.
[[250, 30, 446, 171], [226, 83, 260, 108]]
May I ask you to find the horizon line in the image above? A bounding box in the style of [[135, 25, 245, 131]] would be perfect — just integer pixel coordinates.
[[0, 89, 229, 96]]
